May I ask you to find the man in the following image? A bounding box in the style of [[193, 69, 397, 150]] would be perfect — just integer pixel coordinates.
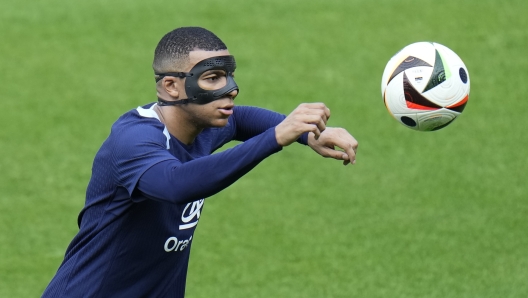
[[43, 27, 358, 297]]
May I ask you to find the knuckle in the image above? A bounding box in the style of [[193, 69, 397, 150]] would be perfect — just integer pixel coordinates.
[[346, 142, 357, 150]]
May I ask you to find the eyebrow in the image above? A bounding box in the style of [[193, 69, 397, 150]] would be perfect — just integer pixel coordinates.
[[202, 70, 227, 76]]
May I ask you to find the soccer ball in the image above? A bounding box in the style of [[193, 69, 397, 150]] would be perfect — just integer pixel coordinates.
[[381, 42, 470, 131]]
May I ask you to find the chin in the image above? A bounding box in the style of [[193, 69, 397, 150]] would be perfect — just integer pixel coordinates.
[[210, 119, 230, 127]]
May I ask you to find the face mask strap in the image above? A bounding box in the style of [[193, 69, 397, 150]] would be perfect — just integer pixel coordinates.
[[155, 72, 193, 83], [157, 97, 192, 106]]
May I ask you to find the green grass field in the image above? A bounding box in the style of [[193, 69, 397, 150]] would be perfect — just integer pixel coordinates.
[[1, 0, 527, 297]]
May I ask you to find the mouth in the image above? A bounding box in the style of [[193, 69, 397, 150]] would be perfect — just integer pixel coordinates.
[[218, 104, 234, 115]]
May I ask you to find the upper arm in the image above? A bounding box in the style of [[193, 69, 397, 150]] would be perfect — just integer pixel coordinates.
[[112, 121, 176, 196]]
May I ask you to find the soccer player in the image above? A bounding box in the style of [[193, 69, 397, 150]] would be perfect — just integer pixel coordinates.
[[42, 27, 358, 297]]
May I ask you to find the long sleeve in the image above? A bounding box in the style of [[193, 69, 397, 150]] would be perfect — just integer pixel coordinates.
[[231, 106, 309, 144], [137, 127, 282, 204]]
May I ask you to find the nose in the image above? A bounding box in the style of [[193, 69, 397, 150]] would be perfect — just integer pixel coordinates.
[[227, 88, 239, 99]]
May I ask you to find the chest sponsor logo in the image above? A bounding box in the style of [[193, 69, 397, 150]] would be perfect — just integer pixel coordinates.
[[164, 235, 193, 252], [179, 199, 204, 230]]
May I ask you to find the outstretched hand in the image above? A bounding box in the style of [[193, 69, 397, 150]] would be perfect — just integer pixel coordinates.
[[307, 127, 358, 165]]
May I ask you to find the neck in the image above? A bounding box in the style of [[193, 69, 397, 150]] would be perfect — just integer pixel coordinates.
[[153, 104, 202, 145]]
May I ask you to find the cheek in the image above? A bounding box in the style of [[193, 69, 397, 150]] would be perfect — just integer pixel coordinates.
[[197, 104, 216, 115], [186, 105, 216, 123]]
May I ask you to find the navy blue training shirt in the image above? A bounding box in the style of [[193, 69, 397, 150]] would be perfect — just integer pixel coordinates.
[[43, 103, 307, 297]]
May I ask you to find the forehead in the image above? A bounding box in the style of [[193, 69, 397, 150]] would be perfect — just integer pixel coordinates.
[[187, 49, 231, 71]]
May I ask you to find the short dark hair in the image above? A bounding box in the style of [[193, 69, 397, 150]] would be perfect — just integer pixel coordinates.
[[152, 27, 227, 74]]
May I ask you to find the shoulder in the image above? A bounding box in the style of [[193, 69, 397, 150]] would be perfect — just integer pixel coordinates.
[[109, 104, 169, 149]]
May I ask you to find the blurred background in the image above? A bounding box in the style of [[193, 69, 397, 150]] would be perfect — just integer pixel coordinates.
[[1, 0, 527, 297]]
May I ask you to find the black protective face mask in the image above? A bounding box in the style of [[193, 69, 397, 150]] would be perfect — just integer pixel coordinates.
[[155, 55, 238, 105]]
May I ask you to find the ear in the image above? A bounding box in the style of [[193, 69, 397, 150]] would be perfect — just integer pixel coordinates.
[[161, 77, 181, 98]]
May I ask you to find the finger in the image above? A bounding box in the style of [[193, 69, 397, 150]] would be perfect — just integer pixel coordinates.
[[297, 121, 321, 139], [314, 103, 330, 121], [306, 105, 329, 124], [307, 119, 325, 140], [300, 102, 327, 110], [314, 105, 330, 124], [315, 117, 326, 134], [299, 103, 330, 123], [331, 135, 358, 164], [296, 113, 327, 132], [343, 146, 357, 165], [307, 109, 329, 128], [316, 146, 348, 160], [310, 124, 321, 140], [324, 106, 331, 121]]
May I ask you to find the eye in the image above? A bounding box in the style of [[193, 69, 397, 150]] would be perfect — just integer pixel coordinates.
[[206, 75, 220, 81], [202, 71, 227, 82]]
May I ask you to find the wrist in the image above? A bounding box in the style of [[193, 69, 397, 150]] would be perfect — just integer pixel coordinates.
[[274, 126, 286, 147]]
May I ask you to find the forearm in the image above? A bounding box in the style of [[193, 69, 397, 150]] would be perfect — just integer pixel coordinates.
[[233, 106, 308, 144]]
